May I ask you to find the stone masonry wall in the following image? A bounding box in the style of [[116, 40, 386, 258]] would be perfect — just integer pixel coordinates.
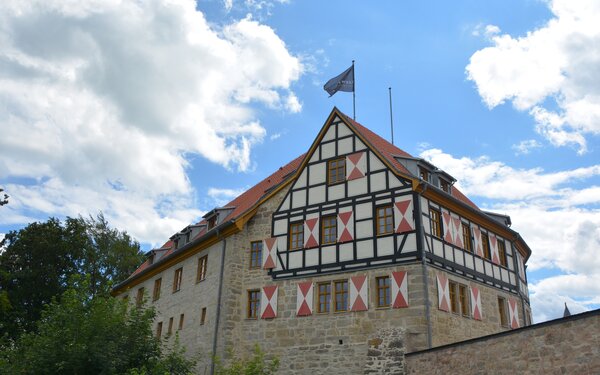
[[405, 310, 600, 375]]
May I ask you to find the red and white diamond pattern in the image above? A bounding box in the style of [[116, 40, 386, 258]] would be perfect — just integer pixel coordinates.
[[394, 196, 414, 233], [472, 225, 483, 257], [262, 237, 277, 269], [346, 151, 367, 180], [261, 285, 278, 319], [436, 273, 450, 312], [304, 216, 319, 248], [337, 208, 354, 242], [349, 275, 368, 311], [391, 271, 409, 308], [508, 298, 520, 329], [452, 215, 464, 248], [442, 211, 453, 243], [296, 282, 313, 317], [489, 234, 500, 265], [470, 286, 482, 320], [516, 252, 526, 280]]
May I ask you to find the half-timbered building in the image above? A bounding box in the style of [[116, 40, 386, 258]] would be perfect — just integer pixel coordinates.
[[112, 107, 533, 374]]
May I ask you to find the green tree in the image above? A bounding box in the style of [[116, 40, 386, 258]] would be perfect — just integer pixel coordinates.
[[215, 345, 279, 375], [0, 214, 144, 339], [0, 187, 7, 206], [0, 276, 195, 375]]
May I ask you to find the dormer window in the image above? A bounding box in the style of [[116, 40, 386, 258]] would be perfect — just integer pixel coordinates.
[[419, 167, 429, 182], [207, 216, 217, 230], [440, 179, 450, 193]]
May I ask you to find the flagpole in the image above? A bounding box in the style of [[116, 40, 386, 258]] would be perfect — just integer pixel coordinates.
[[389, 87, 394, 145], [352, 60, 356, 120]]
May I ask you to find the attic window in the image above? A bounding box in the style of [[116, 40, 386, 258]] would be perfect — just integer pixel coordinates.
[[440, 179, 450, 193], [328, 158, 346, 184], [419, 167, 429, 182], [207, 216, 217, 230]]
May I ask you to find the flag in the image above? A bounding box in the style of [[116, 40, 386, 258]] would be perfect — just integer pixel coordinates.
[[324, 65, 354, 97]]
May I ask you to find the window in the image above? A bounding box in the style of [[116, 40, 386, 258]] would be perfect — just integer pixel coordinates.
[[462, 224, 472, 252], [200, 307, 207, 325], [250, 241, 262, 269], [449, 281, 470, 317], [376, 205, 394, 235], [482, 232, 491, 260], [440, 179, 450, 193], [178, 314, 184, 330], [430, 208, 441, 238], [173, 267, 183, 293], [168, 317, 174, 335], [247, 290, 260, 319], [328, 158, 346, 184], [459, 285, 469, 317], [321, 215, 337, 244], [334, 280, 348, 312], [136, 287, 144, 307], [317, 283, 331, 313], [153, 278, 162, 301], [419, 167, 429, 181], [376, 276, 391, 308], [196, 256, 207, 283], [498, 240, 507, 267], [289, 222, 304, 250], [207, 216, 217, 230], [156, 322, 163, 338], [498, 297, 508, 327]]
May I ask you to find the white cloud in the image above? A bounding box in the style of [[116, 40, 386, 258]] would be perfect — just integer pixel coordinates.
[[420, 148, 600, 322], [512, 139, 542, 155], [0, 0, 302, 244], [466, 0, 600, 153], [207, 187, 247, 207]]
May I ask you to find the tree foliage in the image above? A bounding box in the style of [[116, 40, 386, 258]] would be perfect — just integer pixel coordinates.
[[0, 188, 7, 206], [0, 276, 195, 375], [215, 345, 279, 375], [0, 214, 144, 339]]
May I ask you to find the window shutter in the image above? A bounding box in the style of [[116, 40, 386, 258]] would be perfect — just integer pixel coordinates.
[[470, 286, 482, 320], [346, 151, 367, 180], [337, 208, 354, 242], [296, 282, 313, 316], [452, 215, 463, 248], [393, 196, 414, 233], [349, 275, 368, 311], [260, 285, 278, 319], [442, 210, 453, 243], [489, 234, 500, 265], [303, 217, 319, 248], [508, 298, 520, 329], [262, 238, 277, 269], [391, 271, 408, 308], [436, 273, 450, 312], [472, 225, 483, 257]]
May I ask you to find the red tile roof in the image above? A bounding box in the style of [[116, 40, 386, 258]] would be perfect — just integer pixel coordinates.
[[127, 108, 480, 281]]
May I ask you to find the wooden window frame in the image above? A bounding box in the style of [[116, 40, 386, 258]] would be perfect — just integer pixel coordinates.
[[440, 179, 450, 193], [152, 278, 162, 301], [196, 255, 208, 283], [376, 204, 394, 236], [376, 276, 391, 308], [419, 167, 429, 182], [449, 281, 459, 314], [168, 317, 174, 335], [321, 215, 337, 245], [136, 287, 144, 308], [173, 267, 183, 293], [289, 222, 304, 250], [459, 284, 470, 317], [498, 296, 508, 327], [327, 157, 346, 185], [200, 307, 207, 325], [481, 232, 491, 260], [178, 313, 184, 331], [317, 282, 331, 314], [498, 240, 508, 267], [462, 223, 472, 252], [429, 208, 442, 238], [250, 241, 262, 269], [247, 289, 260, 319], [333, 280, 349, 313], [156, 322, 163, 338]]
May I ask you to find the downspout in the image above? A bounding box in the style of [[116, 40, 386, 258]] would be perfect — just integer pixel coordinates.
[[415, 183, 433, 349], [210, 229, 227, 375]]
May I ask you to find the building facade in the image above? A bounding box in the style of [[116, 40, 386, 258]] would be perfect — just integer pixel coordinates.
[[112, 108, 533, 374]]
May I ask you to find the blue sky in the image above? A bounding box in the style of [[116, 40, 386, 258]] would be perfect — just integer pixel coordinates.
[[0, 0, 598, 323]]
